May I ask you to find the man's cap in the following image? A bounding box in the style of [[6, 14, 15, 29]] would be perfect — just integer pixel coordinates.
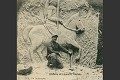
[[52, 34, 58, 38]]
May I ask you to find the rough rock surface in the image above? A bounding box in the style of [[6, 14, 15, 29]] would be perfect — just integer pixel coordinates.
[[17, 0, 100, 68], [17, 62, 103, 80]]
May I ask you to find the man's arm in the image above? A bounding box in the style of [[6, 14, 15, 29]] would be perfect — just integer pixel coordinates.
[[58, 44, 69, 54]]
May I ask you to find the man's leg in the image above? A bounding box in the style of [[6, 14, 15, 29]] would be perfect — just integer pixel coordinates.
[[47, 53, 57, 68], [56, 56, 64, 69], [46, 56, 52, 67], [56, 62, 63, 69], [47, 53, 63, 69]]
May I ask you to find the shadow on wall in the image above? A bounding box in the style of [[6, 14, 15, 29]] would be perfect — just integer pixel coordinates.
[[96, 8, 103, 65], [87, 0, 103, 65], [86, 0, 103, 8], [17, 0, 27, 12]]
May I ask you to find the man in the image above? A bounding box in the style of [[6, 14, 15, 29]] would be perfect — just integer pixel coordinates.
[[46, 34, 72, 69]]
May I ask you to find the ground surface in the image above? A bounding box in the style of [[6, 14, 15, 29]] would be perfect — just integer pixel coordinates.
[[17, 62, 103, 80]]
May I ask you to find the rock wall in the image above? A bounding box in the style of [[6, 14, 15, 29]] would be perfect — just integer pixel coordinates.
[[17, 0, 100, 68]]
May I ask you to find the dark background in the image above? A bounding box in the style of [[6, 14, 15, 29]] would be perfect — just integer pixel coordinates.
[[0, 0, 120, 80]]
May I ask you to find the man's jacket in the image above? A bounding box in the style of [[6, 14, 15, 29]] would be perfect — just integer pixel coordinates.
[[47, 41, 69, 57]]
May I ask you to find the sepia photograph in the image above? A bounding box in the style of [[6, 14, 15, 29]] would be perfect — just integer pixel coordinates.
[[17, 0, 103, 80]]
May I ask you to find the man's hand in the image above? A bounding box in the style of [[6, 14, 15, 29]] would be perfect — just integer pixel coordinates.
[[68, 51, 72, 55], [75, 56, 80, 63]]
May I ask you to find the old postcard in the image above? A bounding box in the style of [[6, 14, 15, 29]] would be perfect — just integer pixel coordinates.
[[17, 0, 103, 80]]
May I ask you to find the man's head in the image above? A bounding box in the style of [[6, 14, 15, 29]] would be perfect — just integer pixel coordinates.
[[52, 35, 58, 42]]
